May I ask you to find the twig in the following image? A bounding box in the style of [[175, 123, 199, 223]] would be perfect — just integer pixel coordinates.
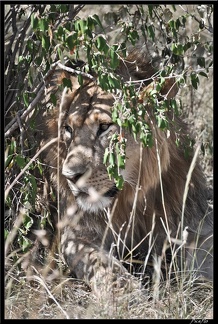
[[4, 61, 60, 137], [5, 138, 58, 200], [57, 61, 96, 81], [181, 134, 203, 235], [16, 113, 24, 155], [5, 85, 45, 137], [179, 5, 213, 33], [5, 60, 95, 138]]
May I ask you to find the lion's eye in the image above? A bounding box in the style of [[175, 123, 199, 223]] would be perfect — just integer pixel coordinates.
[[97, 123, 112, 137]]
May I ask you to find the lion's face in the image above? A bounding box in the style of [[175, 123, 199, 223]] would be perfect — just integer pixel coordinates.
[[61, 82, 140, 213]]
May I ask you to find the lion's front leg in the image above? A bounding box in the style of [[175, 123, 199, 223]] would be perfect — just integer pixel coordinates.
[[61, 228, 140, 299]]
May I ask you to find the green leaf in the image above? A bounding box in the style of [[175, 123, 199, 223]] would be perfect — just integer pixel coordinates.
[[20, 236, 32, 251], [170, 99, 179, 115], [181, 15, 186, 27], [150, 89, 158, 96], [197, 57, 205, 68], [62, 78, 72, 90], [103, 148, 109, 165], [108, 75, 121, 89], [23, 93, 29, 107], [120, 42, 127, 57], [10, 139, 16, 153], [183, 41, 192, 52], [4, 229, 9, 239], [207, 60, 213, 68], [16, 155, 26, 169], [23, 215, 33, 230], [98, 74, 109, 91], [87, 16, 96, 33], [190, 73, 199, 90], [148, 25, 155, 42], [175, 18, 181, 30], [110, 47, 119, 69], [117, 154, 125, 169], [128, 29, 139, 45], [156, 115, 168, 130], [75, 19, 87, 34], [66, 33, 77, 50], [27, 174, 37, 205], [57, 26, 64, 37], [112, 106, 118, 122], [78, 74, 83, 86], [31, 14, 38, 29], [171, 43, 184, 55], [35, 56, 42, 66], [199, 71, 208, 78], [59, 4, 68, 13], [5, 155, 13, 169], [50, 93, 57, 106], [95, 36, 109, 54], [38, 18, 48, 32], [109, 153, 115, 166], [148, 5, 154, 17], [140, 131, 153, 147], [57, 47, 63, 61], [37, 161, 43, 175], [92, 14, 104, 29], [115, 175, 124, 190], [42, 35, 50, 50]]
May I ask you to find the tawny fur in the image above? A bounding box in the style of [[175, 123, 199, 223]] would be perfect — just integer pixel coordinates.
[[38, 49, 213, 290]]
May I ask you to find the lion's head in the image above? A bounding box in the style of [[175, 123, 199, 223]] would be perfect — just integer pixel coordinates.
[[60, 81, 170, 214], [61, 83, 122, 213], [40, 49, 213, 287]]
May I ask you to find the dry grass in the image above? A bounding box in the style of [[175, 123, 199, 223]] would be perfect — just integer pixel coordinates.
[[5, 256, 213, 319]]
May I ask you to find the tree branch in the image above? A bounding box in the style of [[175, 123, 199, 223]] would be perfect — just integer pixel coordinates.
[[4, 61, 60, 137], [5, 60, 96, 137], [57, 61, 96, 81], [5, 138, 58, 200]]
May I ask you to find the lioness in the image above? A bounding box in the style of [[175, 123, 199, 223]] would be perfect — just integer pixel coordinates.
[[39, 49, 213, 294]]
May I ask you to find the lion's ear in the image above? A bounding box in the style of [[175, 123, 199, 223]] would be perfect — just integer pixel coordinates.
[[46, 71, 89, 108], [56, 71, 82, 91], [139, 77, 179, 102]]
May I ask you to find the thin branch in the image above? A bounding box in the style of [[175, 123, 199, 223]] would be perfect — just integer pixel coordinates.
[[179, 5, 213, 33], [16, 113, 24, 156], [68, 4, 85, 20], [5, 138, 58, 200], [4, 61, 60, 136], [57, 62, 96, 81], [5, 85, 45, 137], [5, 60, 96, 137]]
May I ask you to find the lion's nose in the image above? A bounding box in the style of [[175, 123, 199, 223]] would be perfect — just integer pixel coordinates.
[[62, 168, 85, 183], [62, 164, 92, 187], [67, 172, 85, 184]]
